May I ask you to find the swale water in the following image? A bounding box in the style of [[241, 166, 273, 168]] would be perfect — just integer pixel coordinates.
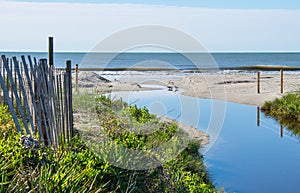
[[109, 89, 300, 193]]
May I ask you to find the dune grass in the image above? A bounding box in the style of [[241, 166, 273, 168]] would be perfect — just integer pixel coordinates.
[[0, 95, 218, 192], [262, 92, 300, 137]]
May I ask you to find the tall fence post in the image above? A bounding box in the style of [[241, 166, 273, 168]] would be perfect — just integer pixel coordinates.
[[66, 60, 73, 138], [280, 69, 284, 94], [49, 37, 54, 68], [257, 71, 261, 94]]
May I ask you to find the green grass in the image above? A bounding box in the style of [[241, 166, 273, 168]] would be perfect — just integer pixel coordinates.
[[0, 94, 218, 192], [262, 92, 300, 137]]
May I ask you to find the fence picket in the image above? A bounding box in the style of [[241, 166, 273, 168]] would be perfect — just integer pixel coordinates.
[[0, 67, 22, 133]]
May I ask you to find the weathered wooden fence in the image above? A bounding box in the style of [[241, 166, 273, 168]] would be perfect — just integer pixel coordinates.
[[0, 55, 73, 147]]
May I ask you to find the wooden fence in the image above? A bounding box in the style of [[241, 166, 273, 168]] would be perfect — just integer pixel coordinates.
[[0, 55, 73, 147]]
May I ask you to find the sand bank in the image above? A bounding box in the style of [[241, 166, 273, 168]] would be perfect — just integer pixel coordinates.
[[165, 72, 300, 106]]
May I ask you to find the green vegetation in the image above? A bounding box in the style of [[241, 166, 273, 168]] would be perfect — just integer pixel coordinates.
[[262, 92, 300, 137], [0, 94, 217, 192]]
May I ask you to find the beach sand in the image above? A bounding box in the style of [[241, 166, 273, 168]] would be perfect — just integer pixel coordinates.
[[73, 70, 300, 144], [165, 72, 300, 106]]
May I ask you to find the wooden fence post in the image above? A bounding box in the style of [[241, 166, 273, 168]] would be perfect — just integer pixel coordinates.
[[280, 69, 284, 94], [75, 64, 79, 93], [49, 37, 54, 68], [257, 71, 261, 94], [66, 60, 73, 138]]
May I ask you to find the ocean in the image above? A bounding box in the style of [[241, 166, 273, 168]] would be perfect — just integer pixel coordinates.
[[0, 52, 300, 70]]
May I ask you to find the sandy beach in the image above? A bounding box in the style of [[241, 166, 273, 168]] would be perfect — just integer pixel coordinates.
[[165, 72, 300, 106]]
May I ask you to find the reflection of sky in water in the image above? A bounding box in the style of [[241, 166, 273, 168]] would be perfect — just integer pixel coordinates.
[[110, 89, 300, 193]]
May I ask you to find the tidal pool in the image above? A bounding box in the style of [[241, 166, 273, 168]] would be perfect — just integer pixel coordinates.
[[109, 89, 300, 193]]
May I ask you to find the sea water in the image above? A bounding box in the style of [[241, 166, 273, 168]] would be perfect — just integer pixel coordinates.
[[0, 52, 300, 70]]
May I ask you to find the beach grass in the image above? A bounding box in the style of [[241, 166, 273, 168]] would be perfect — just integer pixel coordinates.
[[262, 92, 300, 138], [0, 95, 217, 192]]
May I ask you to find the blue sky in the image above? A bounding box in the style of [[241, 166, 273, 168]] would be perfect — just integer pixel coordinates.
[[1, 0, 300, 52]]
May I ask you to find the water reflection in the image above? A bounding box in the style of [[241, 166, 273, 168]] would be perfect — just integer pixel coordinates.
[[282, 121, 300, 139], [257, 106, 260, 127], [260, 106, 300, 140], [257, 105, 300, 140]]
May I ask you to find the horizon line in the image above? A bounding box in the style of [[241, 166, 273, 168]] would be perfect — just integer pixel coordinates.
[[1, 50, 300, 54]]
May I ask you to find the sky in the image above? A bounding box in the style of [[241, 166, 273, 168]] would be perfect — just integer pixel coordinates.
[[0, 0, 300, 52]]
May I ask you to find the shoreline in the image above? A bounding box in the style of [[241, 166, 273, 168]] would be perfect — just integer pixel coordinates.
[[65, 64, 300, 72]]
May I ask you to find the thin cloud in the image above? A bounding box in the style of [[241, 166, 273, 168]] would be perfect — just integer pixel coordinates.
[[4, 0, 300, 9], [0, 1, 300, 51]]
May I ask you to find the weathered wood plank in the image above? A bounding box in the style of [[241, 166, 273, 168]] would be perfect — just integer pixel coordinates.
[[0, 58, 22, 133], [63, 73, 69, 142], [58, 73, 65, 144]]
